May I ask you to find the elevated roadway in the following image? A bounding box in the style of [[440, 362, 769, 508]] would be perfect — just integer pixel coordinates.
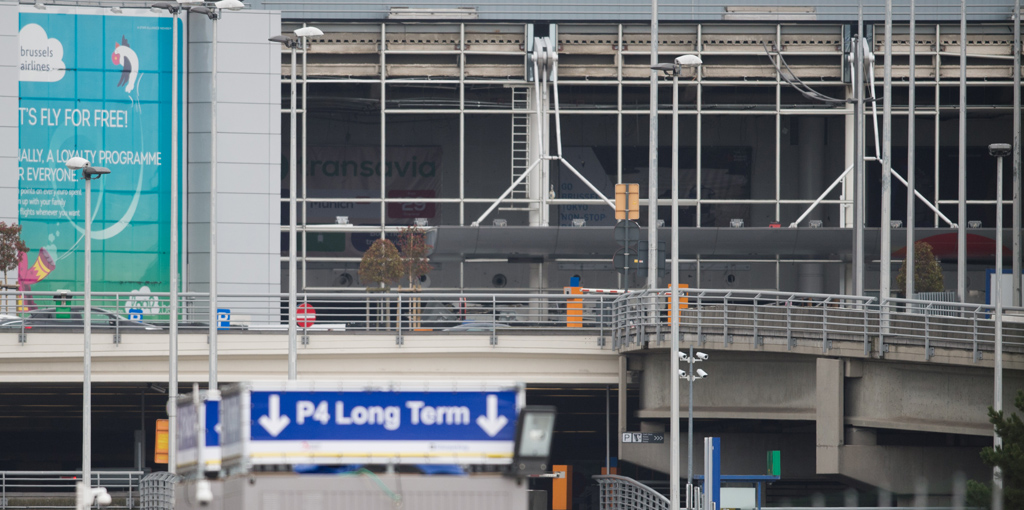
[[1, 288, 1021, 498]]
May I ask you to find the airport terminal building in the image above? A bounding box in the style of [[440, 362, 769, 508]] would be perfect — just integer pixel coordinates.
[[1, 0, 1023, 507]]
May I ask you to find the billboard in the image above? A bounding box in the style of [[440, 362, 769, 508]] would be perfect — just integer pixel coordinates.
[[17, 7, 183, 309]]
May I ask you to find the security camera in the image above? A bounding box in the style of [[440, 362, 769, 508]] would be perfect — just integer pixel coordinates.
[[678, 369, 687, 379], [677, 352, 688, 360], [695, 369, 709, 379], [989, 143, 1012, 157], [196, 479, 214, 506], [694, 352, 709, 361], [94, 489, 112, 506], [76, 483, 112, 508]]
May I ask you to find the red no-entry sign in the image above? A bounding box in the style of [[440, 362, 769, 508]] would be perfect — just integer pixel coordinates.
[[297, 303, 316, 328]]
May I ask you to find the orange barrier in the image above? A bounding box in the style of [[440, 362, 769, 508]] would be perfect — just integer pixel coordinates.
[[566, 287, 583, 328], [667, 283, 689, 323], [552, 465, 573, 510]]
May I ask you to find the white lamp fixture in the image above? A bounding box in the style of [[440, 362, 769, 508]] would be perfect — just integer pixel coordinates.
[[214, 0, 243, 10], [675, 54, 703, 66], [294, 26, 324, 38]]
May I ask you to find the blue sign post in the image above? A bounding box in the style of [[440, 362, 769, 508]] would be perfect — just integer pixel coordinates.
[[220, 381, 524, 473]]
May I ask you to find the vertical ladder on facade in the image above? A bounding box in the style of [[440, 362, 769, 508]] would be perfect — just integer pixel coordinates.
[[501, 87, 531, 210]]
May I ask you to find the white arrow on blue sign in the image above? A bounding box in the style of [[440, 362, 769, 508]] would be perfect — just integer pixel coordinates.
[[220, 381, 524, 471]]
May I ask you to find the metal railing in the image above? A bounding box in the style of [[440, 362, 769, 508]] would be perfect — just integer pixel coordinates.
[[611, 289, 1024, 362], [139, 473, 179, 510], [5, 288, 1024, 362], [0, 290, 617, 336], [594, 475, 670, 510], [0, 471, 143, 509]]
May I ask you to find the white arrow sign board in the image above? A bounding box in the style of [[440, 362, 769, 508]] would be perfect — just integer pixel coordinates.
[[220, 381, 524, 474]]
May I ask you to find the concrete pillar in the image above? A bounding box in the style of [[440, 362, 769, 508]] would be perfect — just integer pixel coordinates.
[[816, 358, 844, 474], [799, 117, 827, 293]]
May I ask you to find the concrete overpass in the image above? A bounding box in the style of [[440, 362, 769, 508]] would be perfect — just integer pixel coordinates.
[[1, 288, 1021, 500]]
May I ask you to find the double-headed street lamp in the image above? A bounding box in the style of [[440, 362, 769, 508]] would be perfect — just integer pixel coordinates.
[[65, 156, 110, 497], [189, 0, 243, 391], [270, 26, 323, 381], [652, 53, 702, 510]]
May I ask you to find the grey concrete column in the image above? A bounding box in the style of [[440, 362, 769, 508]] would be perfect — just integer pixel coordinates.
[[816, 358, 844, 474], [799, 117, 826, 294]]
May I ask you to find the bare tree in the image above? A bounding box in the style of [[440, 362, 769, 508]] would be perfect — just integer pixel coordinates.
[[397, 226, 433, 290], [0, 222, 28, 312]]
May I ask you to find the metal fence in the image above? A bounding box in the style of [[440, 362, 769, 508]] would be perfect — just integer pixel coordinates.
[[4, 288, 1024, 362], [0, 290, 618, 336], [611, 288, 1024, 362], [0, 471, 143, 510], [139, 473, 179, 510], [594, 475, 670, 510]]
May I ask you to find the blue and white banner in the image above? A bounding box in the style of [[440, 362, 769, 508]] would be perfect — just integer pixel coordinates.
[[18, 7, 183, 310]]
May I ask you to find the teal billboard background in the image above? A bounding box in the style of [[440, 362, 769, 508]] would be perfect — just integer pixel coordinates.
[[17, 8, 183, 310]]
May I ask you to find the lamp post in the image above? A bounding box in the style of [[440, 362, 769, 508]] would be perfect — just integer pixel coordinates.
[[989, 142, 1010, 510], [653, 54, 702, 510], [65, 157, 110, 495], [190, 0, 243, 391], [151, 0, 181, 472], [270, 26, 322, 381]]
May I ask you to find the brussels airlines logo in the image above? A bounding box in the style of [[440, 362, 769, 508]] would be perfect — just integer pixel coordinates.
[[111, 36, 139, 93], [18, 24, 66, 82]]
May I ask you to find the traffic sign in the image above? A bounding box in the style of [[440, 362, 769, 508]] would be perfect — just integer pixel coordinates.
[[297, 303, 316, 328], [621, 432, 664, 444], [221, 381, 524, 473], [614, 220, 640, 243]]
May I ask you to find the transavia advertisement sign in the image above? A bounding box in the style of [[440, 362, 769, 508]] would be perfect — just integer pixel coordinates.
[[17, 7, 183, 311], [219, 381, 523, 472]]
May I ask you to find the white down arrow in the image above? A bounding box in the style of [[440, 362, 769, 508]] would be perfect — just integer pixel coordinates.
[[475, 394, 508, 437], [258, 394, 291, 437]]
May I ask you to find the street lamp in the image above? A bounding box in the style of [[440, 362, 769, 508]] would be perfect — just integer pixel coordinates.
[[653, 54, 702, 510], [190, 0, 243, 391], [989, 142, 1010, 510], [65, 156, 110, 497], [150, 0, 182, 472], [270, 25, 323, 381]]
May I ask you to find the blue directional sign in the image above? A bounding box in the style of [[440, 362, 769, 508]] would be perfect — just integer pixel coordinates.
[[220, 381, 524, 471]]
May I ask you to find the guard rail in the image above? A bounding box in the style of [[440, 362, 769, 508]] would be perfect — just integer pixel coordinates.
[[3, 289, 1023, 362], [0, 471, 142, 509]]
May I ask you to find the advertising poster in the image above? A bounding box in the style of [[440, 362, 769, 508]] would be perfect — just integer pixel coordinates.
[[287, 146, 442, 256], [17, 7, 182, 310]]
